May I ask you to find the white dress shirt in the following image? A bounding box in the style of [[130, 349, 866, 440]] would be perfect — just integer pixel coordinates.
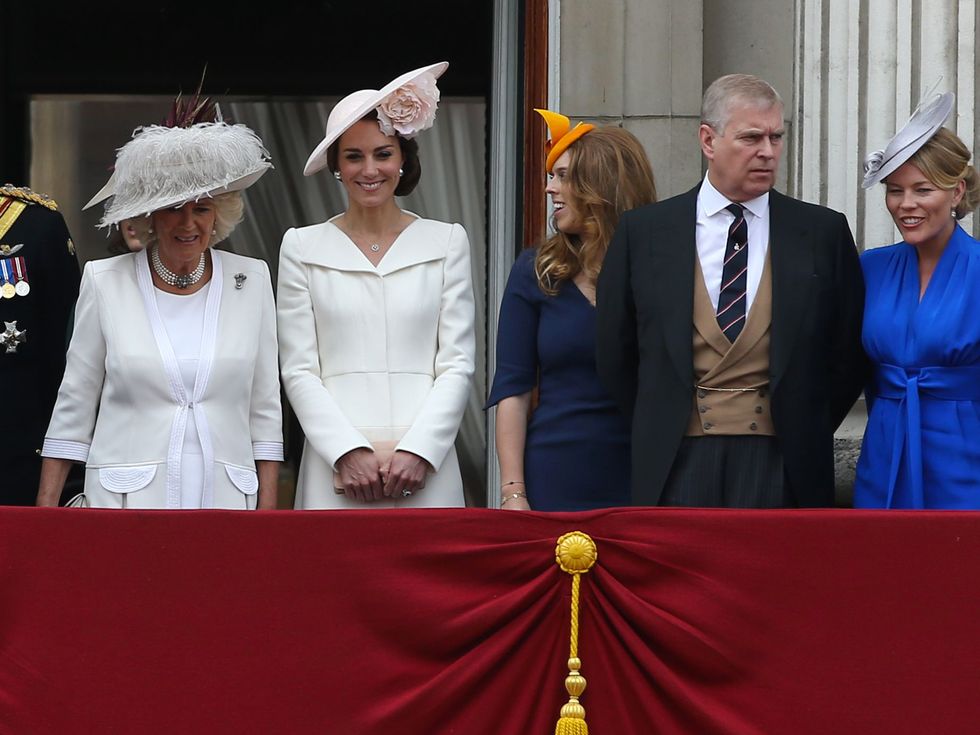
[[696, 175, 770, 313]]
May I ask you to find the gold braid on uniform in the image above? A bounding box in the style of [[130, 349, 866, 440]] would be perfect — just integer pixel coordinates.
[[553, 531, 598, 735], [0, 184, 59, 211]]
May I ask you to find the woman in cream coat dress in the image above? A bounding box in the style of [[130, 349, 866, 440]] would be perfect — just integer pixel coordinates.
[[279, 62, 475, 509], [37, 120, 282, 509]]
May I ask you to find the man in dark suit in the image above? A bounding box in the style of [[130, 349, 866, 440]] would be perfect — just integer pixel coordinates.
[[596, 74, 866, 508], [0, 185, 80, 505]]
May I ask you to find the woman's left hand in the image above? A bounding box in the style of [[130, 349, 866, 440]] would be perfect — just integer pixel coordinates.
[[383, 451, 431, 498]]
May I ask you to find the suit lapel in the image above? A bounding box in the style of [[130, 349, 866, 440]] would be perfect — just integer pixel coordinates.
[[768, 190, 814, 390], [650, 186, 699, 388]]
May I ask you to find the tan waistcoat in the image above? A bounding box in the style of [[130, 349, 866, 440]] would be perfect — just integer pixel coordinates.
[[686, 252, 775, 436]]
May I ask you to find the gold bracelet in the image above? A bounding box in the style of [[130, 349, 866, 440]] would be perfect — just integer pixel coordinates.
[[501, 491, 527, 505]]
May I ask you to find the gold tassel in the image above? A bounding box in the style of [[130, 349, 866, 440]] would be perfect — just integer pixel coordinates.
[[554, 531, 598, 735]]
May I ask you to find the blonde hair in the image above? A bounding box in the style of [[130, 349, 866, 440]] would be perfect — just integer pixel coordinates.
[[906, 127, 980, 219], [535, 126, 657, 295], [129, 191, 244, 247]]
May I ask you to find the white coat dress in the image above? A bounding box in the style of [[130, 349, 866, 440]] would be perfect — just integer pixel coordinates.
[[277, 212, 475, 508], [42, 249, 284, 509]]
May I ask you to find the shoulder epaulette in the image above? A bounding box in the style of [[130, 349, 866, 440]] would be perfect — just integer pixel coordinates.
[[0, 184, 59, 211]]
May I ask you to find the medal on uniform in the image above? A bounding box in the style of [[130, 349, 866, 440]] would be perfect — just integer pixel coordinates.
[[0, 321, 26, 353], [12, 257, 30, 296], [0, 259, 15, 299]]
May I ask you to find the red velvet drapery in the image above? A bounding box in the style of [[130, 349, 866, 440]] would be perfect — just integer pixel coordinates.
[[1, 507, 979, 734]]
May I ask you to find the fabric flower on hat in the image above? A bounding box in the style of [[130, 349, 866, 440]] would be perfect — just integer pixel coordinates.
[[863, 149, 884, 177], [376, 72, 441, 138]]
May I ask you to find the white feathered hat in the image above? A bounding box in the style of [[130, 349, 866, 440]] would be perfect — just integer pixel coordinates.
[[86, 121, 273, 227]]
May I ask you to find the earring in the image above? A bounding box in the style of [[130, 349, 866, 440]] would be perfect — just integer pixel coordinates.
[[212, 228, 217, 235], [398, 167, 404, 177], [148, 227, 154, 234], [952, 209, 957, 218], [334, 171, 342, 181]]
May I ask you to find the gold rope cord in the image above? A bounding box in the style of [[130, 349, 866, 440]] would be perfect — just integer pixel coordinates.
[[554, 531, 598, 735], [0, 200, 27, 242]]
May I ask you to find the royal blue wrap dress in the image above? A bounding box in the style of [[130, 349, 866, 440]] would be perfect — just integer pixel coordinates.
[[855, 224, 980, 508]]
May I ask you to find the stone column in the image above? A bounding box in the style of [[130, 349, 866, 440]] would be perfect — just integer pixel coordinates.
[[557, 0, 704, 198]]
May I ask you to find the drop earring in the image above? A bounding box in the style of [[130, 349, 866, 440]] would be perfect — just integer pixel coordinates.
[[398, 167, 404, 177], [334, 171, 342, 181]]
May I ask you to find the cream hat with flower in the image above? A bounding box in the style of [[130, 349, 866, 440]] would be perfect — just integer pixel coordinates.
[[863, 89, 954, 188], [303, 61, 448, 176]]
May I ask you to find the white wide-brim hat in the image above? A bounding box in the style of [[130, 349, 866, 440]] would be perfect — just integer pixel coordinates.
[[863, 90, 954, 188], [85, 122, 273, 227], [303, 61, 448, 177]]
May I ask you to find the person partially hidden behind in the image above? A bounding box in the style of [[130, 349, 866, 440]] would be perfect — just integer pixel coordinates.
[[0, 185, 80, 505], [596, 74, 867, 508]]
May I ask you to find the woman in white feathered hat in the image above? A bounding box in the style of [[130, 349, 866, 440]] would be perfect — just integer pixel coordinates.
[[37, 118, 284, 509], [277, 62, 476, 508]]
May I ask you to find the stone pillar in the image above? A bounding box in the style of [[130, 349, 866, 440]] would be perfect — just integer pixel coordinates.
[[795, 0, 978, 251], [557, 0, 704, 198]]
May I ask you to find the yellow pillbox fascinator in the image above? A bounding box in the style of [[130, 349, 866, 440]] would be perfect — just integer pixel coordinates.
[[535, 109, 595, 173]]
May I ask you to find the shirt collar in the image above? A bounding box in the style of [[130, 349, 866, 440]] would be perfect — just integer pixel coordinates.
[[699, 174, 770, 220]]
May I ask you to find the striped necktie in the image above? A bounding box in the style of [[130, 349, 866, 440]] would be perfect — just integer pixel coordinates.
[[717, 203, 748, 342]]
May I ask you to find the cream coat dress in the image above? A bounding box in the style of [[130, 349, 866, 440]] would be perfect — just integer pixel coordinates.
[[277, 213, 475, 508], [43, 249, 284, 509]]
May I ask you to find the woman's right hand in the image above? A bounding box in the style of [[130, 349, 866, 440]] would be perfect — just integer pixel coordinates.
[[335, 448, 384, 502]]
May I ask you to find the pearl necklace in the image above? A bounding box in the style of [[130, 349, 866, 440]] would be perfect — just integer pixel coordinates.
[[151, 247, 206, 289]]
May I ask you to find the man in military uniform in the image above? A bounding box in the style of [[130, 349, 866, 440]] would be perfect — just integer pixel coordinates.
[[0, 184, 80, 504]]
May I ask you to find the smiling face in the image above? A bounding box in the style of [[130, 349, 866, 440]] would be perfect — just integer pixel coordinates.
[[151, 200, 216, 269], [545, 150, 584, 235], [335, 119, 404, 209], [884, 161, 964, 252], [700, 100, 784, 202]]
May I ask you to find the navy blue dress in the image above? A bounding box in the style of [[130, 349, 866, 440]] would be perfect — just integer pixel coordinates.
[[487, 249, 631, 510]]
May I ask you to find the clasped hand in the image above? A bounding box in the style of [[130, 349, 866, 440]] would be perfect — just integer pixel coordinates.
[[335, 447, 429, 502]]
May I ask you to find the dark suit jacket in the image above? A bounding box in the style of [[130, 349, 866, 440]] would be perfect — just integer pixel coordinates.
[[596, 184, 867, 507], [0, 197, 80, 504]]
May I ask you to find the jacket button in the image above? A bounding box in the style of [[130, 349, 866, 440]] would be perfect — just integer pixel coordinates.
[[749, 422, 758, 431], [755, 405, 763, 414], [703, 422, 713, 430], [697, 389, 707, 399], [699, 405, 708, 413]]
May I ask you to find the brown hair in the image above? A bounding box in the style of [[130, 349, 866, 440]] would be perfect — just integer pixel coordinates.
[[907, 127, 980, 219], [534, 126, 657, 294], [326, 110, 421, 196]]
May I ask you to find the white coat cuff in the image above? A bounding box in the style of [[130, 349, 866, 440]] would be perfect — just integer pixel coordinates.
[[41, 438, 90, 463], [252, 441, 284, 461]]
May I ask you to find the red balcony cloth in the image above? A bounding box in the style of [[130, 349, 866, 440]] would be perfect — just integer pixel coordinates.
[[1, 507, 979, 734]]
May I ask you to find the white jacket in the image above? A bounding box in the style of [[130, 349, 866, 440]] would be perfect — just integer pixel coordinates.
[[43, 249, 283, 509], [277, 214, 475, 508]]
